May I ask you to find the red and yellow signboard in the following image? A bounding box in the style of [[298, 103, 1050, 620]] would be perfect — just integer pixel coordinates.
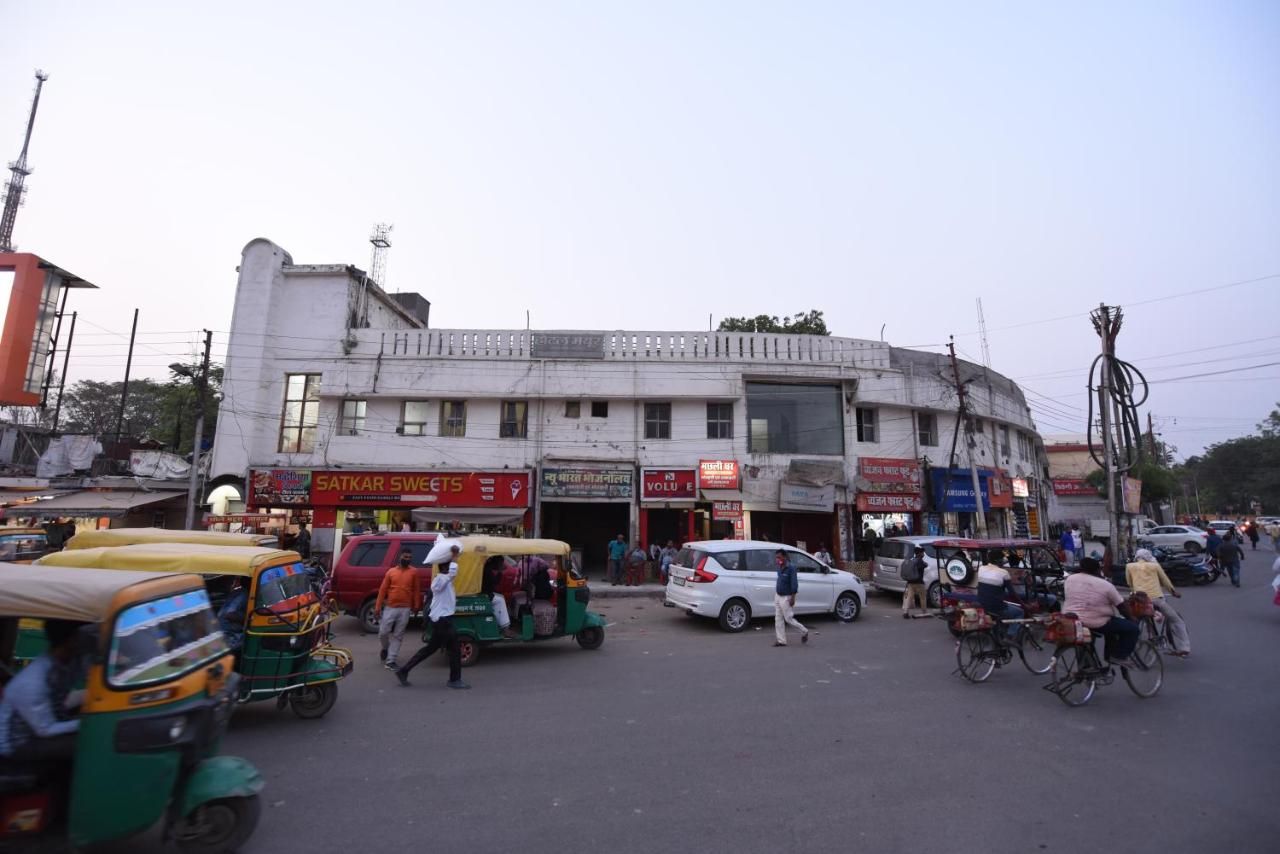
[[250, 468, 531, 507], [698, 460, 739, 489]]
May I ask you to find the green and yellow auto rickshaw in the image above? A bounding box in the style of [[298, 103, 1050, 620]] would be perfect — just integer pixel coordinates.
[[426, 536, 607, 666], [37, 543, 352, 719], [0, 563, 262, 852]]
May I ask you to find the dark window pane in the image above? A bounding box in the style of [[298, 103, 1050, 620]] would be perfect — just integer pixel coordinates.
[[743, 549, 777, 572], [745, 383, 843, 455], [591, 401, 608, 418], [349, 541, 390, 567]]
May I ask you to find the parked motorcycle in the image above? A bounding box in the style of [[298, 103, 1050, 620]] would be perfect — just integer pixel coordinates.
[[1136, 540, 1218, 586]]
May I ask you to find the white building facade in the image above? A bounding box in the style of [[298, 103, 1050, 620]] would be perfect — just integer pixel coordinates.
[[211, 239, 1051, 568]]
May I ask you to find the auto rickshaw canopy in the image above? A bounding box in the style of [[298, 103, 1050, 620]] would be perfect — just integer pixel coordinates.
[[65, 527, 279, 550], [36, 542, 303, 578], [447, 536, 571, 596], [0, 562, 201, 622]]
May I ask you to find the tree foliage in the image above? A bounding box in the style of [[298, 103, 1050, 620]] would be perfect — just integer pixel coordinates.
[[57, 363, 223, 454], [718, 310, 830, 335], [1177, 403, 1280, 515]]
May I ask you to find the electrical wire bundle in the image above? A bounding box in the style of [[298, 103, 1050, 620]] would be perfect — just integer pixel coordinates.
[[1087, 307, 1149, 473]]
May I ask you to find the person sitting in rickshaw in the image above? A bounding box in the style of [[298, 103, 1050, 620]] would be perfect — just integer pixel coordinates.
[[217, 578, 249, 652], [0, 620, 85, 762], [976, 551, 1023, 639], [481, 556, 518, 639]]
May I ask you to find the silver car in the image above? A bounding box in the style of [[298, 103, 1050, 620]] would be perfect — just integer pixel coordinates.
[[871, 536, 951, 607]]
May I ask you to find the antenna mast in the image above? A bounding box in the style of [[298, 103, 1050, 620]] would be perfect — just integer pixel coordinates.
[[975, 297, 992, 368], [1, 70, 50, 252], [369, 223, 393, 289]]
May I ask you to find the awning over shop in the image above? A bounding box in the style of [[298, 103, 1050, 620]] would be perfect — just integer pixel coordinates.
[[16, 490, 186, 519], [411, 506, 529, 527], [0, 491, 53, 507]]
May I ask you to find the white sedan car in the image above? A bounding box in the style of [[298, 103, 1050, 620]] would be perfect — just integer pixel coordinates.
[[1142, 525, 1209, 553]]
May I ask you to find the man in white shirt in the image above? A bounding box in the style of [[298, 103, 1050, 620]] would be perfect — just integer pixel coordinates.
[[395, 545, 470, 689]]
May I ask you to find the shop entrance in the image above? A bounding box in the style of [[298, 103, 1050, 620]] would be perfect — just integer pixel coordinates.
[[541, 502, 630, 576], [642, 508, 694, 549], [749, 511, 837, 556]]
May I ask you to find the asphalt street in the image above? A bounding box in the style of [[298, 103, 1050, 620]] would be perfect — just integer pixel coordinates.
[[123, 552, 1280, 854]]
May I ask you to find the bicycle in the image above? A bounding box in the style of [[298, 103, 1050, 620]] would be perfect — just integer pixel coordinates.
[[1043, 614, 1163, 706], [954, 608, 1055, 683]]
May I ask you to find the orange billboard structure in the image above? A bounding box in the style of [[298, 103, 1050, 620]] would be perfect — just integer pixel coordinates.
[[0, 252, 96, 406]]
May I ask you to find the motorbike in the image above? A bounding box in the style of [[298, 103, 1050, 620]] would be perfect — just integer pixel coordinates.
[[1136, 540, 1218, 585]]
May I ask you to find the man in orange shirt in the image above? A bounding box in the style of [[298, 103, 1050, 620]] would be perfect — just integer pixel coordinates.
[[377, 549, 423, 671]]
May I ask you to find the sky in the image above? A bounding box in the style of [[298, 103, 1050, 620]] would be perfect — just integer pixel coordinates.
[[2, 0, 1277, 458]]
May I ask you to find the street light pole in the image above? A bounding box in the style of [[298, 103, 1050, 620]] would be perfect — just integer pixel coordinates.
[[183, 330, 213, 530]]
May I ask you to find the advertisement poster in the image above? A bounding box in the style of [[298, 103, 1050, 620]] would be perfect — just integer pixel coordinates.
[[250, 469, 312, 506]]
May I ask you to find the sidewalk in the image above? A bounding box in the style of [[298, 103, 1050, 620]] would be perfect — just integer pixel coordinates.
[[589, 581, 667, 599]]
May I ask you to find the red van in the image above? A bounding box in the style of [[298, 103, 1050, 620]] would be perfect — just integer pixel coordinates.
[[332, 532, 439, 633]]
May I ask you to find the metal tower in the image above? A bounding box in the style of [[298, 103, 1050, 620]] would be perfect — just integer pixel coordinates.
[[975, 297, 992, 368], [0, 70, 50, 253], [369, 223, 393, 288]]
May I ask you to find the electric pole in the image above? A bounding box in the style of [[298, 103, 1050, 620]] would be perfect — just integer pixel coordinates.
[[183, 330, 213, 530], [948, 337, 988, 537]]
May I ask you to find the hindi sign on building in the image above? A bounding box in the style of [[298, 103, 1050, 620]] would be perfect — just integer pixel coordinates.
[[541, 467, 634, 499], [250, 469, 313, 506], [698, 460, 740, 489], [857, 457, 921, 484], [711, 500, 744, 520]]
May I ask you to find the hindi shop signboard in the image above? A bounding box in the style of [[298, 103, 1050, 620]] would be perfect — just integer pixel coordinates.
[[1052, 478, 1102, 496], [640, 468, 697, 502], [541, 467, 634, 500], [855, 493, 924, 512], [857, 457, 921, 484], [698, 459, 740, 489], [250, 469, 313, 506], [711, 500, 744, 521]]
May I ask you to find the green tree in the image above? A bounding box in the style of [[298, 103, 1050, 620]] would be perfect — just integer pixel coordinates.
[[718, 310, 830, 335], [58, 363, 222, 453], [1258, 402, 1280, 438]]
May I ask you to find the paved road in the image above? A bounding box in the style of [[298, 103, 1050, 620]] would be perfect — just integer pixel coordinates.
[[122, 557, 1280, 853]]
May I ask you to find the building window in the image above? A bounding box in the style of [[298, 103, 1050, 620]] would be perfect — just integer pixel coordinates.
[[855, 407, 878, 443], [440, 401, 466, 437], [591, 400, 608, 418], [565, 401, 581, 418], [401, 400, 429, 436], [999, 425, 1011, 458], [1017, 432, 1032, 460], [500, 400, 528, 438], [278, 373, 321, 453], [644, 403, 671, 439], [706, 403, 733, 439], [973, 418, 984, 434], [917, 412, 938, 447], [746, 382, 843, 455], [339, 399, 367, 435]]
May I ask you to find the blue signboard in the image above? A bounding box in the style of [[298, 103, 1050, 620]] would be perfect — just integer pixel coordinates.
[[930, 468, 993, 512]]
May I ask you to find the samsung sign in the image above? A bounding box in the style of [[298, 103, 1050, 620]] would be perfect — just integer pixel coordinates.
[[930, 469, 991, 512]]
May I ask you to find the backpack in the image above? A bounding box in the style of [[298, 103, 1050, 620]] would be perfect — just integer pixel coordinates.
[[901, 556, 924, 583]]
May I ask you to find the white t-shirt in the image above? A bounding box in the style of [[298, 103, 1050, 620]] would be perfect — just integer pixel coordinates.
[[428, 562, 458, 621], [1070, 531, 1083, 550]]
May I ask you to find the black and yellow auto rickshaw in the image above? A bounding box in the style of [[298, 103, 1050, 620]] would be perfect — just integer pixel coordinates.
[[37, 543, 352, 719], [426, 536, 607, 666], [0, 527, 55, 563], [0, 563, 262, 852]]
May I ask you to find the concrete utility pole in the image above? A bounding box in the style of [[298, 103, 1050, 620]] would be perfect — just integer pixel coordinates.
[[182, 330, 213, 530], [948, 337, 987, 538], [1091, 304, 1128, 567]]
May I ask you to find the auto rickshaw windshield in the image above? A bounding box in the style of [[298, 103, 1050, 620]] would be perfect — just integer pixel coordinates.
[[108, 588, 228, 688], [0, 532, 48, 561], [255, 562, 313, 608]]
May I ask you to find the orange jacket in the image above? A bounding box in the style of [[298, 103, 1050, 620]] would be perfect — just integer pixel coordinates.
[[376, 566, 422, 611]]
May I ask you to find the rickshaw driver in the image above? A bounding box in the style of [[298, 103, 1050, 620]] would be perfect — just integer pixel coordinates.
[[976, 551, 1023, 639], [0, 620, 85, 762], [218, 577, 249, 652]]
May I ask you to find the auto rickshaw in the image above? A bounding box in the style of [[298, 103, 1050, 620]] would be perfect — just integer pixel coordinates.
[[0, 563, 262, 852], [426, 536, 607, 666], [929, 538, 1065, 634], [65, 526, 280, 550], [36, 543, 352, 719]]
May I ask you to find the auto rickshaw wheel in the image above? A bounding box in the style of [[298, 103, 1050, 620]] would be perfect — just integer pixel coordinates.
[[289, 682, 338, 719], [576, 626, 605, 649], [176, 795, 262, 853], [458, 636, 480, 667]]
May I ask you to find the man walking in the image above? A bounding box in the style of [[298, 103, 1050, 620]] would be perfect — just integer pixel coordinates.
[[1070, 524, 1084, 566], [607, 534, 627, 586], [1217, 531, 1245, 588], [772, 550, 809, 647], [294, 522, 312, 559], [376, 549, 422, 670], [1059, 527, 1076, 567], [396, 545, 469, 689], [901, 545, 929, 619]]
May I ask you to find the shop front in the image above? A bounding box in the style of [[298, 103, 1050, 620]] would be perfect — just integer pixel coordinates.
[[248, 468, 533, 564], [928, 467, 1014, 537], [854, 456, 924, 557], [750, 481, 838, 558], [639, 468, 698, 550], [538, 466, 634, 575], [696, 459, 743, 541]]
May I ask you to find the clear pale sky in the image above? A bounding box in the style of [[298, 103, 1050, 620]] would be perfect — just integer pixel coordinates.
[[3, 1, 1277, 457]]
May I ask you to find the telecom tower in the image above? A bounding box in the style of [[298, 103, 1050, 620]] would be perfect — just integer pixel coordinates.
[[0, 70, 50, 253], [369, 223, 393, 288]]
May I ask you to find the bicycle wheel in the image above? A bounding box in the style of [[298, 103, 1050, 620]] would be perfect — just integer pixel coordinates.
[[1121, 640, 1164, 698], [1017, 621, 1055, 675], [956, 632, 997, 683], [1050, 645, 1096, 706]]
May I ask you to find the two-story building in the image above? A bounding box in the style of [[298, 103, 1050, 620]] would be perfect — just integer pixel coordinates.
[[210, 238, 1052, 568]]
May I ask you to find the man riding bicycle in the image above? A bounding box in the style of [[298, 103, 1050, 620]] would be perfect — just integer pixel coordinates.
[[1125, 548, 1190, 657], [977, 551, 1023, 639], [1063, 556, 1139, 667]]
